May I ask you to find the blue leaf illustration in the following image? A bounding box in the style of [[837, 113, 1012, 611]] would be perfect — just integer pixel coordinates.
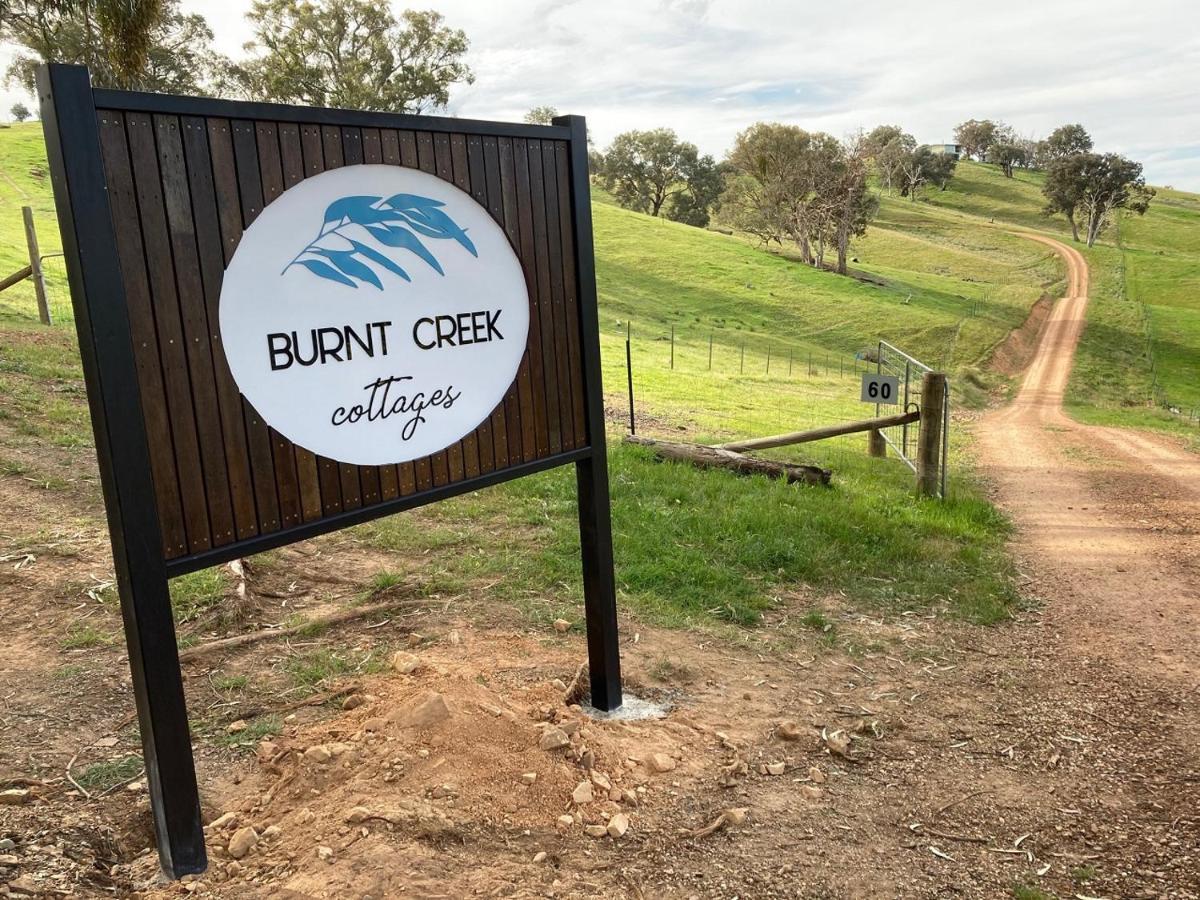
[[347, 240, 411, 282], [322, 195, 382, 226], [285, 191, 477, 289], [364, 224, 444, 275], [313, 248, 384, 290], [400, 206, 477, 256], [383, 193, 447, 209], [298, 258, 357, 288]]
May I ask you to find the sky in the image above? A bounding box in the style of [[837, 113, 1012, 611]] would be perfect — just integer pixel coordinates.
[[4, 0, 1199, 190]]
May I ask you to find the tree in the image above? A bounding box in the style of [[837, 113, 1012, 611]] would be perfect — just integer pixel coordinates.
[[1043, 152, 1154, 246], [862, 124, 906, 157], [719, 122, 876, 273], [872, 129, 917, 191], [1037, 124, 1092, 165], [1077, 154, 1154, 246], [718, 171, 788, 247], [898, 146, 932, 200], [235, 1, 473, 113], [10, 102, 31, 122], [664, 156, 725, 228], [587, 147, 606, 180], [2, 0, 167, 90], [524, 105, 558, 125], [94, 0, 163, 88], [600, 128, 699, 218], [3, 0, 229, 95], [987, 141, 1027, 178], [953, 119, 999, 161], [720, 123, 820, 262], [829, 135, 878, 274], [1042, 154, 1088, 242], [925, 149, 958, 190], [897, 145, 958, 200]]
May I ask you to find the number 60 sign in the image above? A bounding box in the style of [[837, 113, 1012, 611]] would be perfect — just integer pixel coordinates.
[[861, 373, 899, 404]]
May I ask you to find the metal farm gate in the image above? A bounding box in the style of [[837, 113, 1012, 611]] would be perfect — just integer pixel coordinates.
[[876, 340, 950, 498]]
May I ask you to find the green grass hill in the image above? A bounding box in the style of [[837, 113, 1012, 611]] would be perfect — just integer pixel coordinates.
[[1, 119, 1196, 631]]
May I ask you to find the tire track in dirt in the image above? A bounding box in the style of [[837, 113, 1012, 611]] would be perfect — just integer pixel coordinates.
[[977, 233, 1200, 684]]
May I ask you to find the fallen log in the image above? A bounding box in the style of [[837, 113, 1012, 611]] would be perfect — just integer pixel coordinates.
[[624, 435, 830, 486], [714, 409, 920, 453]]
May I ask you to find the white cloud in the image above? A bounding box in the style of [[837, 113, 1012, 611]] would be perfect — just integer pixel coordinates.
[[2, 0, 1198, 188]]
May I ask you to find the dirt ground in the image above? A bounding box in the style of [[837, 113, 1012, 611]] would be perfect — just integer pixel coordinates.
[[2, 236, 1198, 899]]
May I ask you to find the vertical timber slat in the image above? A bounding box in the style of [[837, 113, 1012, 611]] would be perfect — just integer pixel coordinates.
[[125, 111, 212, 553], [153, 114, 236, 547], [177, 115, 259, 543], [274, 122, 325, 522], [96, 111, 188, 557]]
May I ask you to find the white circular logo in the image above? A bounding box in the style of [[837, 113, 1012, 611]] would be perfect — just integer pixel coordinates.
[[219, 164, 530, 466]]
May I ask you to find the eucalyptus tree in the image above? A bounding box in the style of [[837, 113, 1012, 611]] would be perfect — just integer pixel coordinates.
[[1037, 123, 1093, 165], [953, 119, 999, 161], [719, 122, 875, 273], [524, 105, 558, 125], [2, 0, 225, 93], [987, 141, 1027, 177], [235, 1, 473, 113], [1043, 152, 1153, 246], [600, 128, 722, 226], [872, 129, 917, 191]]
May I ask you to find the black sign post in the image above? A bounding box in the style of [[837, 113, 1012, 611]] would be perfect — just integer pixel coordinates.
[[37, 62, 621, 879]]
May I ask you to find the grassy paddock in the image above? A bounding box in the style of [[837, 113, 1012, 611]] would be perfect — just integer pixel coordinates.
[[352, 437, 1017, 628], [0, 123, 73, 325]]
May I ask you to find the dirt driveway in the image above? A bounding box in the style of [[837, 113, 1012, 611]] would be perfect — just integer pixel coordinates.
[[978, 233, 1200, 686]]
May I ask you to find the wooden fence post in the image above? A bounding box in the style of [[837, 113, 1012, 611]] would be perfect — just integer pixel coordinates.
[[868, 428, 886, 458], [23, 206, 52, 325], [916, 372, 947, 497]]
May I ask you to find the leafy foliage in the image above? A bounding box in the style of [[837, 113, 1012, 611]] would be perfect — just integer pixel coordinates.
[[1041, 152, 1154, 246], [93, 0, 164, 88], [9, 102, 30, 122], [719, 123, 877, 273], [891, 145, 957, 200], [869, 127, 917, 191], [286, 192, 478, 289], [2, 0, 230, 94], [524, 105, 559, 125], [235, 1, 473, 113], [953, 119, 1000, 161], [862, 125, 908, 158], [664, 156, 727, 227], [1037, 123, 1093, 165], [600, 128, 722, 227], [986, 142, 1027, 178]]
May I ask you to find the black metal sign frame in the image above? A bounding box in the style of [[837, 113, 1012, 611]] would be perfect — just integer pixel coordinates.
[[37, 63, 621, 879]]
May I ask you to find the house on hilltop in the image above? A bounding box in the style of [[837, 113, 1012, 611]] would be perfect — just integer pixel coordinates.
[[929, 143, 962, 159]]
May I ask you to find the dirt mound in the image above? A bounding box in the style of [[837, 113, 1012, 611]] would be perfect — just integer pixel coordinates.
[[987, 293, 1052, 376], [129, 632, 742, 899]]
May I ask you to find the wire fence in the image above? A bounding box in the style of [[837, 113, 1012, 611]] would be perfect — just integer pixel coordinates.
[[0, 206, 74, 327], [876, 340, 949, 497], [607, 321, 936, 486]]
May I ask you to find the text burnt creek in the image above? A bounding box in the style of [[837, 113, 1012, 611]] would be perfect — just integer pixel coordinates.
[[265, 307, 507, 441]]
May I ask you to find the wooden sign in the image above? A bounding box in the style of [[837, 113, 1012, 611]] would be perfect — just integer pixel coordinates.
[[37, 63, 622, 879]]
